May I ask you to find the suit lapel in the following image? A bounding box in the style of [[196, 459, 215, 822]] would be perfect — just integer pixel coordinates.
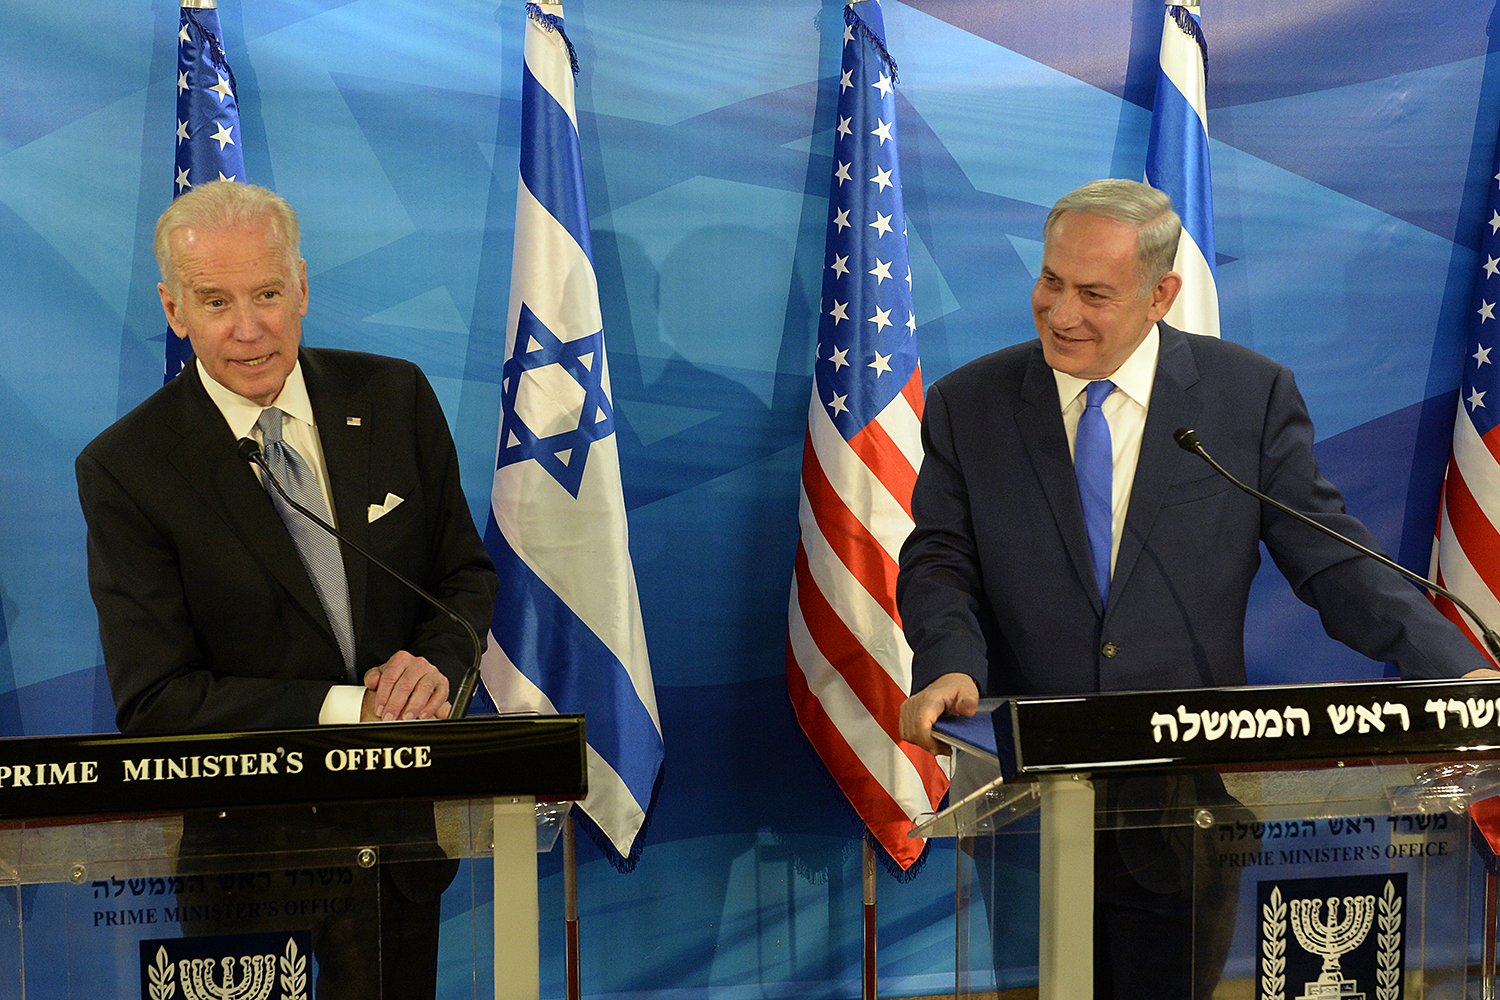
[[1015, 346, 1105, 614], [161, 364, 336, 645], [1109, 325, 1203, 609], [301, 348, 373, 662]]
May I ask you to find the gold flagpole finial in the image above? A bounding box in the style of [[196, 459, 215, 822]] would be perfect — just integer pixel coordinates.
[[181, 0, 219, 9]]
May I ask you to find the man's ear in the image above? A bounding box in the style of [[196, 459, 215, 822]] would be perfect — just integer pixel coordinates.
[[158, 282, 189, 340], [1147, 270, 1183, 323]]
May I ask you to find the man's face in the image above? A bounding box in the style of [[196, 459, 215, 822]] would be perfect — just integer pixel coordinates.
[[1032, 211, 1179, 380], [158, 216, 306, 406]]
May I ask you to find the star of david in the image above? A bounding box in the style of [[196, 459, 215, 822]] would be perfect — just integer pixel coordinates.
[[496, 302, 616, 498]]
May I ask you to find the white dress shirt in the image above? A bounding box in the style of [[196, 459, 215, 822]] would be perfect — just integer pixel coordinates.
[[1052, 325, 1161, 578]]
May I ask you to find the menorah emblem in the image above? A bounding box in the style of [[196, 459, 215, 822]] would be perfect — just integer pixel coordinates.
[[178, 954, 277, 1000], [1289, 894, 1376, 999], [144, 935, 307, 1000]]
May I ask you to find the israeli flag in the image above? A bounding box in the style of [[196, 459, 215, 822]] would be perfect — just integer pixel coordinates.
[[480, 1, 663, 868], [1146, 4, 1220, 339]]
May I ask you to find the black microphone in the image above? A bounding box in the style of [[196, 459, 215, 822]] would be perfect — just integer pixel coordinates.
[[237, 437, 484, 719], [1173, 427, 1500, 661]]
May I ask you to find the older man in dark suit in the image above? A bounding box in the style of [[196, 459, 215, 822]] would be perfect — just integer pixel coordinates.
[[76, 180, 497, 998], [897, 178, 1496, 997]]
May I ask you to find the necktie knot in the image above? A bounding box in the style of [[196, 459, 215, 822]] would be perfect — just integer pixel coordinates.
[[1084, 379, 1115, 410], [256, 406, 286, 446]]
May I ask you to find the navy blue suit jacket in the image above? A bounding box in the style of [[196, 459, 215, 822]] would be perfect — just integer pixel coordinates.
[[898, 325, 1489, 697]]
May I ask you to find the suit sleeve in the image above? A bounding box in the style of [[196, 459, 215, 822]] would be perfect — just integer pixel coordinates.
[[76, 449, 335, 734], [896, 381, 994, 695], [1256, 365, 1491, 679]]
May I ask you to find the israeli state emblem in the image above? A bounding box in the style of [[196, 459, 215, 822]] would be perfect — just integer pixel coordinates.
[[1257, 874, 1405, 1000], [140, 932, 310, 1000]]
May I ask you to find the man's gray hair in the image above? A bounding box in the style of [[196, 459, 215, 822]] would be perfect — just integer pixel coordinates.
[[154, 181, 301, 291], [1043, 179, 1181, 295]]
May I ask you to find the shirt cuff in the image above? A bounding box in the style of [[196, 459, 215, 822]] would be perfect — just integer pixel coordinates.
[[319, 685, 366, 725]]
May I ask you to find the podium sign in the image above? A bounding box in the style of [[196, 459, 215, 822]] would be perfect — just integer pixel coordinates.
[[0, 716, 585, 1000], [915, 684, 1500, 1000]]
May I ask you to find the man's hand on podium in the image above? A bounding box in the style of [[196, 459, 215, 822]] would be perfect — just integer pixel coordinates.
[[1463, 667, 1500, 679], [900, 672, 980, 754], [360, 651, 452, 722]]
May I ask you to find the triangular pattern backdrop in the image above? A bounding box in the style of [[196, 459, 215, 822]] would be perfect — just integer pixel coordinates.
[[3, 1, 1499, 995]]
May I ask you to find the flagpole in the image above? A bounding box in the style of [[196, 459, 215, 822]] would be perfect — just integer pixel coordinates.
[[179, 0, 218, 8], [1483, 869, 1497, 1000], [564, 812, 580, 1000], [862, 836, 877, 1000]]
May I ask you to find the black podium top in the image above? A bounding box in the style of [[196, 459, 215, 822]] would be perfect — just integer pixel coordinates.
[[935, 677, 1500, 780], [0, 714, 586, 821]]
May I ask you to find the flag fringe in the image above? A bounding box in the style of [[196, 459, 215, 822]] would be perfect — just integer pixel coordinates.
[[845, 3, 898, 85], [526, 2, 580, 76], [1168, 5, 1209, 71], [572, 760, 664, 874], [785, 692, 934, 882], [183, 9, 239, 97]]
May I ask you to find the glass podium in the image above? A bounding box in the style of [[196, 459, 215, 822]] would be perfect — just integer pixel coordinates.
[[0, 715, 585, 1000], [912, 678, 1500, 1000]]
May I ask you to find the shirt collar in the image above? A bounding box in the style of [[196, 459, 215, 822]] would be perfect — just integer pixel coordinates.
[[1052, 324, 1161, 410], [197, 357, 316, 439]]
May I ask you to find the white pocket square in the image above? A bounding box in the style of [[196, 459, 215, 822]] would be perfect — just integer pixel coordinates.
[[368, 492, 404, 522]]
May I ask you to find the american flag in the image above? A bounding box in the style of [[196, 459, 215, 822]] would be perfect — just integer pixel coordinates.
[[167, 1, 246, 381], [1145, 4, 1219, 339], [1430, 142, 1500, 664], [479, 1, 664, 869], [786, 0, 948, 872]]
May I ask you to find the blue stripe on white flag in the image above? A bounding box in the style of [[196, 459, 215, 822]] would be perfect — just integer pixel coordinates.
[[1146, 4, 1218, 338], [485, 520, 661, 806], [1146, 75, 1214, 272], [519, 61, 593, 261]]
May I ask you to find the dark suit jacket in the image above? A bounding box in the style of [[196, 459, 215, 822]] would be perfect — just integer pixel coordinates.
[[898, 324, 1489, 697], [77, 346, 498, 735]]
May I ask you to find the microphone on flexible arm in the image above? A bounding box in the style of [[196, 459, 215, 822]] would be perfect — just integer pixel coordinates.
[[1171, 427, 1500, 661], [236, 437, 484, 719]]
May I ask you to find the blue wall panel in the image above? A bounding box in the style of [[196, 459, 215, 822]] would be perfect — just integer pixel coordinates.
[[4, 0, 1500, 994]]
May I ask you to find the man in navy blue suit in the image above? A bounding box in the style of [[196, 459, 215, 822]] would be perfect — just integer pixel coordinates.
[[897, 178, 1496, 997]]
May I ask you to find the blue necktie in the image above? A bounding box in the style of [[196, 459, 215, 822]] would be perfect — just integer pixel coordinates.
[[256, 407, 356, 679], [1075, 380, 1115, 608]]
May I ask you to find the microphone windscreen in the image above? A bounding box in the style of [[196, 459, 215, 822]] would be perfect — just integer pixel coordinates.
[[1173, 427, 1200, 452]]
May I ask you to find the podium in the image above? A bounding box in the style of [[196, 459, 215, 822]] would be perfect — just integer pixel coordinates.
[[913, 677, 1500, 1000], [0, 714, 586, 999]]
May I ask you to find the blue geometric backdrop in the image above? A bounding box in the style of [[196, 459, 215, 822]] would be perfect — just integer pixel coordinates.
[[3, 0, 1500, 995]]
